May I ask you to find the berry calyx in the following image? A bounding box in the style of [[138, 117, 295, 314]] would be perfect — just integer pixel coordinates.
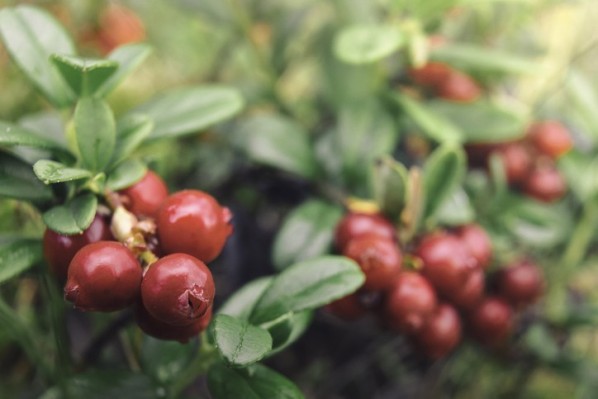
[[64, 241, 142, 312], [141, 253, 215, 326], [157, 190, 233, 263], [119, 170, 168, 218], [135, 301, 212, 343], [415, 303, 462, 359], [334, 213, 396, 251], [456, 224, 492, 269], [523, 165, 566, 203], [468, 297, 513, 347], [528, 121, 573, 159], [497, 261, 544, 308], [385, 272, 437, 334]]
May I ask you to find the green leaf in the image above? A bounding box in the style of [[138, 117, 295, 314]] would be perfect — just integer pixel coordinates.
[[272, 200, 343, 271], [211, 314, 272, 367], [559, 151, 598, 202], [266, 310, 312, 356], [96, 43, 152, 97], [426, 100, 528, 144], [0, 6, 75, 107], [132, 86, 244, 140], [33, 160, 92, 184], [43, 193, 98, 235], [435, 187, 475, 226], [0, 151, 53, 202], [207, 362, 304, 399], [373, 156, 409, 222], [106, 159, 147, 191], [219, 277, 273, 320], [250, 256, 365, 325], [430, 43, 538, 75], [334, 24, 404, 64], [0, 239, 42, 284], [399, 167, 424, 243], [235, 115, 315, 179], [140, 337, 197, 385], [566, 71, 598, 145], [0, 121, 72, 157], [51, 55, 118, 97], [422, 145, 466, 220], [74, 98, 116, 172], [111, 114, 154, 165], [393, 93, 463, 143]]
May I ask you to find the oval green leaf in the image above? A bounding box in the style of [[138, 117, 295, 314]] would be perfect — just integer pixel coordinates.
[[334, 24, 404, 64], [218, 277, 273, 320], [106, 159, 147, 191], [42, 193, 98, 235], [33, 160, 92, 184], [434, 187, 475, 226], [96, 43, 152, 98], [373, 156, 409, 223], [111, 114, 154, 165], [51, 54, 118, 97], [0, 121, 72, 158], [140, 337, 197, 385], [266, 310, 313, 356], [0, 6, 75, 107], [211, 314, 273, 367], [250, 256, 365, 325], [0, 151, 53, 202], [272, 200, 343, 271], [0, 239, 42, 284], [74, 98, 116, 172]]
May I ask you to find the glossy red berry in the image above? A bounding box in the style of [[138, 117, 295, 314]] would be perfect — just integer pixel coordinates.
[[409, 62, 452, 87], [416, 303, 462, 359], [416, 233, 476, 296], [528, 121, 573, 159], [443, 268, 484, 310], [157, 190, 233, 263], [335, 213, 396, 252], [119, 170, 168, 218], [468, 297, 513, 347], [141, 253, 215, 326], [326, 292, 368, 321], [436, 71, 481, 102], [523, 165, 566, 202], [64, 241, 141, 312], [342, 235, 402, 291], [43, 214, 112, 281], [497, 261, 544, 308], [385, 272, 437, 334], [135, 301, 212, 343], [495, 143, 532, 185], [456, 224, 492, 269]]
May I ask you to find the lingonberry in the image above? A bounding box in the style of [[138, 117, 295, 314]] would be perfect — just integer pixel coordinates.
[[415, 303, 462, 359], [456, 224, 492, 269], [495, 142, 532, 185], [436, 71, 481, 102], [342, 234, 402, 291], [43, 214, 112, 281], [119, 170, 168, 218], [416, 233, 476, 295], [141, 253, 215, 326], [443, 268, 484, 310], [465, 143, 499, 168], [326, 292, 368, 321], [523, 165, 566, 202], [385, 272, 437, 334], [64, 242, 142, 312], [135, 301, 212, 343], [497, 261, 544, 308], [157, 190, 233, 263], [409, 62, 452, 87], [527, 121, 573, 159], [468, 297, 513, 347], [96, 4, 145, 54], [335, 213, 396, 252]]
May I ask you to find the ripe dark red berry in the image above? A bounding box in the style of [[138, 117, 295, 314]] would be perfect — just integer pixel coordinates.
[[523, 165, 566, 202], [444, 268, 484, 310], [456, 224, 492, 269], [416, 233, 476, 295], [334, 213, 396, 251], [43, 214, 112, 281], [415, 303, 462, 359], [528, 121, 573, 159], [119, 170, 168, 218], [342, 235, 402, 291], [497, 261, 544, 308], [64, 241, 142, 312], [436, 71, 481, 103], [141, 253, 215, 326], [409, 62, 452, 87], [135, 301, 212, 343], [468, 297, 513, 347], [385, 272, 437, 334], [326, 292, 368, 321], [495, 142, 532, 185], [157, 190, 233, 263]]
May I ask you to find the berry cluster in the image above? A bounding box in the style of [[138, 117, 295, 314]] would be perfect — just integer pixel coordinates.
[[408, 62, 481, 103], [43, 171, 233, 342], [328, 212, 544, 359], [467, 121, 572, 202]]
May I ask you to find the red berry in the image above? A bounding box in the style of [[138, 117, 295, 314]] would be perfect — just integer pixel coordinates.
[[495, 143, 532, 185], [443, 268, 484, 310], [326, 292, 368, 321], [135, 301, 212, 343], [64, 242, 141, 312], [385, 272, 437, 334], [497, 261, 544, 308], [465, 143, 499, 168], [335, 213, 395, 252], [528, 121, 573, 159], [43, 214, 112, 281], [456, 224, 492, 269], [157, 190, 233, 263], [97, 4, 145, 55], [141, 254, 215, 326], [468, 297, 513, 347], [342, 235, 402, 291], [416, 233, 476, 296], [416, 303, 462, 359], [409, 62, 452, 87], [523, 165, 566, 202], [119, 170, 168, 218], [436, 71, 481, 102]]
